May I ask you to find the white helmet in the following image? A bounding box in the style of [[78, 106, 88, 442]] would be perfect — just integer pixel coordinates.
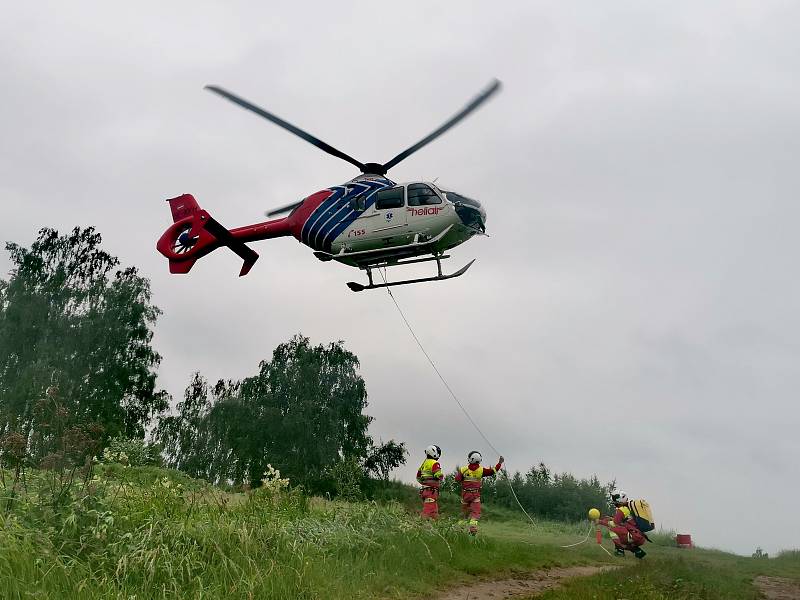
[[468, 450, 482, 464], [611, 490, 628, 505], [425, 445, 441, 459]]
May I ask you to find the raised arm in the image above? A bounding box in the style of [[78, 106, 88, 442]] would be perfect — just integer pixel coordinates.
[[484, 455, 504, 476]]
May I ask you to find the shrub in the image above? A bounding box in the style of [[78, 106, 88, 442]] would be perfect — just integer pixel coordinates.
[[101, 436, 162, 467], [327, 458, 364, 502]]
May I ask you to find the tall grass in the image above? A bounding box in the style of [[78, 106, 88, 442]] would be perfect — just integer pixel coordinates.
[[0, 466, 598, 599], [3, 466, 796, 599]]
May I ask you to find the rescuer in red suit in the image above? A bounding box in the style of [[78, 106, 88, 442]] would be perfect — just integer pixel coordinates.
[[416, 445, 444, 518], [596, 489, 647, 558], [455, 451, 504, 535]]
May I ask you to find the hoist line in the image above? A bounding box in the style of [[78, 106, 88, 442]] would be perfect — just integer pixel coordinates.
[[377, 268, 537, 527]]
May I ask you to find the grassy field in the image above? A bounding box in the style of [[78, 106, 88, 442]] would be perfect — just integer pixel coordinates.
[[0, 465, 796, 599], [537, 546, 800, 600]]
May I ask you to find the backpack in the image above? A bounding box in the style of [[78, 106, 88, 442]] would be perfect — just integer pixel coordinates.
[[629, 499, 655, 532]]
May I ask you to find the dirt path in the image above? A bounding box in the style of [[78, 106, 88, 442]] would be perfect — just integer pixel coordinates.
[[435, 565, 617, 600], [754, 576, 800, 600]]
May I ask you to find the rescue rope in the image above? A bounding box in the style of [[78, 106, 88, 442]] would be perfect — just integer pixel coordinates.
[[559, 525, 614, 558], [377, 269, 537, 527], [501, 471, 538, 527], [597, 541, 614, 557], [560, 526, 592, 548]]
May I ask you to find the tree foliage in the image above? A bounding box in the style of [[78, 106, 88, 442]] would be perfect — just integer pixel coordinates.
[[0, 227, 167, 451], [156, 335, 405, 491], [364, 440, 408, 481]]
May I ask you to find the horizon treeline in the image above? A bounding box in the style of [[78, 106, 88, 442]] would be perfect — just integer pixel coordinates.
[[479, 463, 615, 519]]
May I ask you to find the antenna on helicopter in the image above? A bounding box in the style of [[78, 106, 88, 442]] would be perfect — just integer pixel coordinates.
[[205, 79, 501, 179]]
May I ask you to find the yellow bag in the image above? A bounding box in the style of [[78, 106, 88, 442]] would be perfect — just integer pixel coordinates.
[[630, 499, 655, 532]]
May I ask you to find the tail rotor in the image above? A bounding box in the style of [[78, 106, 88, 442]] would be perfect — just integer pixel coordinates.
[[156, 194, 259, 276]]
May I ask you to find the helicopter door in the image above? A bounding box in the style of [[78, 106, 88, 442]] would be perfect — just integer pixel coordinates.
[[370, 186, 408, 242]]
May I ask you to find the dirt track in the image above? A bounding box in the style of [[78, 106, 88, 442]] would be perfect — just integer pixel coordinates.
[[435, 565, 616, 599], [754, 576, 800, 600]]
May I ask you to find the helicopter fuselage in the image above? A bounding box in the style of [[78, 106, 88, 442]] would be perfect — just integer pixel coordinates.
[[157, 176, 485, 279], [290, 175, 486, 267]]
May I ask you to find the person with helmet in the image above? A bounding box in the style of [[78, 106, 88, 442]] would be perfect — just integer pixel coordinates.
[[416, 445, 444, 518], [454, 451, 504, 535], [594, 489, 647, 558]]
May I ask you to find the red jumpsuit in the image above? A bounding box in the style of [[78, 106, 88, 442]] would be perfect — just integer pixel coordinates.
[[416, 458, 443, 518], [599, 506, 646, 551], [455, 462, 501, 534]]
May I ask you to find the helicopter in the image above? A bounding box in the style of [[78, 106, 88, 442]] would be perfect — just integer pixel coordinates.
[[156, 79, 501, 291]]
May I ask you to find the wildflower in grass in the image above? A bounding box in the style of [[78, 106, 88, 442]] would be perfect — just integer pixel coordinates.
[[261, 464, 290, 493]]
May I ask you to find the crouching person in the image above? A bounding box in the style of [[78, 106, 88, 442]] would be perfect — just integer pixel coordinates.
[[417, 445, 444, 518], [597, 489, 647, 558], [455, 451, 503, 535]]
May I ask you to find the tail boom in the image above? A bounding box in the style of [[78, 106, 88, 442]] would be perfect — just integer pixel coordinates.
[[156, 194, 292, 276]]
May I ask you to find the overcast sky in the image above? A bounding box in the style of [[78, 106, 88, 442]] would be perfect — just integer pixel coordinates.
[[2, 1, 798, 555]]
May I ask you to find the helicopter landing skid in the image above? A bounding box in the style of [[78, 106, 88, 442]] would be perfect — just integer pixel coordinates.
[[346, 256, 475, 292]]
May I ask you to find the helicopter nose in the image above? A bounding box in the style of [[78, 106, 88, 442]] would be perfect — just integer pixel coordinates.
[[455, 201, 486, 233]]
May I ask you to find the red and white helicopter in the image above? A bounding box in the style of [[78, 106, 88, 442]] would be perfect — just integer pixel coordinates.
[[156, 80, 501, 291]]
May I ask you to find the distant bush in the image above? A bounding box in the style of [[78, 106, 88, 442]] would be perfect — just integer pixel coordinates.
[[101, 435, 162, 467], [327, 458, 364, 502], [775, 549, 800, 562]]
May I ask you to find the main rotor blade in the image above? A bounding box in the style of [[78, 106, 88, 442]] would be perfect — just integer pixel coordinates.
[[205, 85, 367, 172], [381, 79, 502, 172], [265, 201, 304, 218]]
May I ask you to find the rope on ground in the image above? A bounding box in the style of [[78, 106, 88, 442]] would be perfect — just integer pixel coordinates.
[[559, 524, 615, 558], [377, 268, 537, 527], [560, 526, 592, 548], [597, 542, 614, 557]]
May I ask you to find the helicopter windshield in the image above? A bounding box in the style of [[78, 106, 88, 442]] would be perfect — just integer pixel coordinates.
[[442, 190, 481, 209]]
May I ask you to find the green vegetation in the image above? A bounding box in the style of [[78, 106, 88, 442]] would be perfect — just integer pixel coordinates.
[[538, 547, 800, 600], [0, 227, 166, 444], [1, 464, 797, 599], [154, 337, 407, 492], [0, 464, 589, 599]]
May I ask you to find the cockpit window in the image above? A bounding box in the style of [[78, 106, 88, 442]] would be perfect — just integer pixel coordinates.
[[443, 191, 481, 208], [375, 187, 404, 209], [407, 183, 442, 206]]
